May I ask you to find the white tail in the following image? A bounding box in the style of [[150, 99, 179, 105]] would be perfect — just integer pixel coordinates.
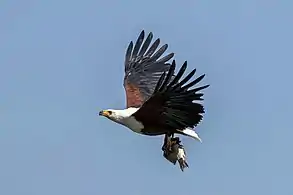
[[178, 128, 202, 143]]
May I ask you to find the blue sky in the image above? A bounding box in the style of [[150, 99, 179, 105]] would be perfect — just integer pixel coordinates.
[[1, 0, 292, 194]]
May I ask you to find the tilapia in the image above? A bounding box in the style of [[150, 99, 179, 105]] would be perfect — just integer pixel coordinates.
[[162, 137, 189, 171]]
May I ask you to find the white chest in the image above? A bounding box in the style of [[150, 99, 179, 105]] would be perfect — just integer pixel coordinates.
[[121, 116, 144, 134]]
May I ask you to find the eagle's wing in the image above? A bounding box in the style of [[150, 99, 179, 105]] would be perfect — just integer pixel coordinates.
[[124, 30, 174, 108], [133, 60, 210, 131]]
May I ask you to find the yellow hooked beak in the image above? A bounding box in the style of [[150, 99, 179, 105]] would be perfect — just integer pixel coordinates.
[[99, 110, 111, 117]]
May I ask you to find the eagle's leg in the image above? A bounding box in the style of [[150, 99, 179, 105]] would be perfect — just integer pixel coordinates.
[[162, 132, 175, 154]]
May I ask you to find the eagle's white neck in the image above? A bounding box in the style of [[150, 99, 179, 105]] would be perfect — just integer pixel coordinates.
[[106, 107, 144, 133], [109, 107, 138, 119]]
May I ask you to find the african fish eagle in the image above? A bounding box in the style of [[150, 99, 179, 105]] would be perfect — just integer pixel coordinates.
[[99, 30, 209, 144]]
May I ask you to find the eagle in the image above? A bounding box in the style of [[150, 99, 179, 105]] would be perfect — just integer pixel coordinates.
[[99, 30, 209, 149]]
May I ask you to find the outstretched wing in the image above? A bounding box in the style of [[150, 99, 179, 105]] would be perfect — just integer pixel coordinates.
[[133, 60, 210, 131], [124, 30, 174, 108]]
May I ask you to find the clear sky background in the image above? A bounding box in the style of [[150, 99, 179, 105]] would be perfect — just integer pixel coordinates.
[[1, 0, 292, 194]]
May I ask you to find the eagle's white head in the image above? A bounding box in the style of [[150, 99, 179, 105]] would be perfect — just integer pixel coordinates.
[[98, 108, 143, 132], [99, 109, 127, 124]]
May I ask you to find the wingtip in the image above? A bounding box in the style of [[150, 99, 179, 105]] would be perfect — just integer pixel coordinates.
[[139, 30, 145, 38], [180, 61, 188, 72], [147, 31, 153, 39], [183, 61, 187, 66]]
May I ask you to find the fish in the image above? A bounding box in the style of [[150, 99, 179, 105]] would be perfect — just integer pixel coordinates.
[[162, 137, 189, 171]]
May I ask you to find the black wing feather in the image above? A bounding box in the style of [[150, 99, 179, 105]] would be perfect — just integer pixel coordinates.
[[150, 44, 168, 61], [138, 32, 153, 57], [132, 31, 144, 59], [157, 53, 174, 63], [172, 68, 196, 91], [124, 42, 133, 71], [167, 61, 187, 88], [181, 74, 206, 91], [145, 39, 160, 57], [154, 72, 166, 93], [158, 61, 176, 92]]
